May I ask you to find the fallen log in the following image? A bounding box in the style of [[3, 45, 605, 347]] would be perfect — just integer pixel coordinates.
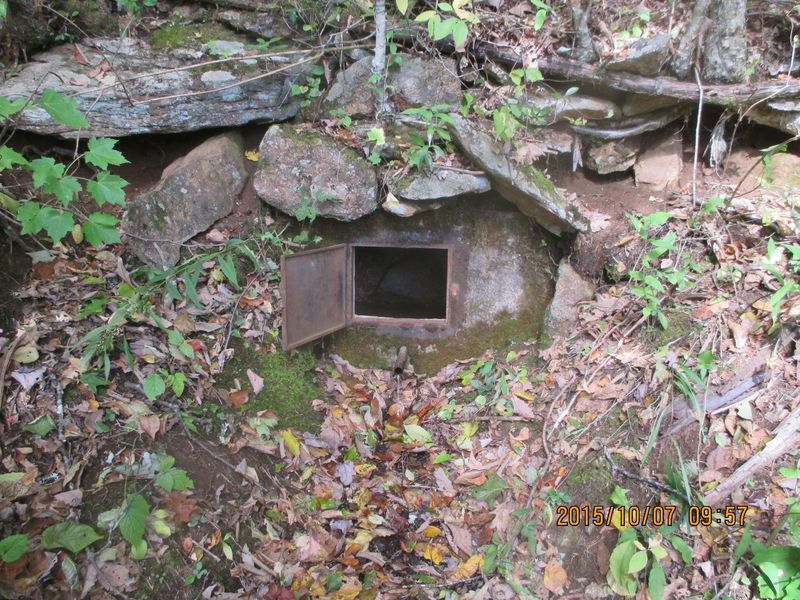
[[705, 396, 800, 506], [479, 49, 800, 109]]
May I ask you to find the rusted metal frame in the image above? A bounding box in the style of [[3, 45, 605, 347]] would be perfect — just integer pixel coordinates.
[[348, 242, 452, 328], [281, 243, 348, 350]]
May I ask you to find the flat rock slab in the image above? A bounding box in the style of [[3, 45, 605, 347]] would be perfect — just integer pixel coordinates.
[[123, 132, 247, 268], [585, 139, 640, 174], [544, 260, 595, 340], [322, 54, 462, 118], [449, 114, 588, 235], [634, 134, 683, 191], [254, 125, 378, 221], [393, 170, 490, 202], [4, 37, 309, 138]]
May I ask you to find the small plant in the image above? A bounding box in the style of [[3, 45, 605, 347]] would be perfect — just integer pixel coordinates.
[[414, 1, 480, 52], [762, 237, 800, 332], [291, 64, 325, 108], [529, 0, 554, 30], [328, 108, 352, 129], [295, 186, 339, 223], [1, 91, 128, 248], [627, 212, 697, 329], [400, 104, 455, 172], [116, 0, 157, 14]]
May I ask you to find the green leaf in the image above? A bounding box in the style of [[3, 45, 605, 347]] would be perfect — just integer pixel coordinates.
[[451, 19, 469, 51], [39, 208, 75, 242], [30, 157, 64, 189], [610, 485, 629, 507], [119, 494, 149, 545], [403, 423, 432, 446], [648, 560, 665, 600], [432, 452, 452, 464], [395, 0, 408, 15], [143, 373, 166, 401], [217, 254, 239, 289], [83, 212, 121, 248], [534, 8, 547, 30], [607, 539, 637, 595], [85, 138, 129, 170], [45, 175, 81, 206], [156, 468, 193, 492], [0, 96, 25, 120], [432, 17, 456, 41], [0, 146, 28, 170], [473, 472, 509, 505], [130, 538, 147, 560], [668, 535, 692, 564], [627, 550, 648, 573], [23, 414, 55, 437], [39, 90, 89, 129], [17, 201, 44, 235], [41, 522, 102, 553], [0, 534, 28, 563], [415, 9, 437, 21], [734, 523, 752, 561], [87, 171, 128, 206]]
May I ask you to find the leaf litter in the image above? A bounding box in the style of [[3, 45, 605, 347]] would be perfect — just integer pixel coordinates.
[[0, 171, 798, 598]]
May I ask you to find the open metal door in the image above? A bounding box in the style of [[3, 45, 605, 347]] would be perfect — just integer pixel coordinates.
[[281, 244, 348, 350]]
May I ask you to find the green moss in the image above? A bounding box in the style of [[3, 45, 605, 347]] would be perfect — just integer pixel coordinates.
[[521, 164, 558, 197], [559, 455, 614, 502], [639, 308, 699, 350], [150, 22, 240, 50], [217, 339, 323, 432]]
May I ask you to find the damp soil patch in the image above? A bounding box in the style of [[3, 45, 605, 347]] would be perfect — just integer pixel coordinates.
[[0, 236, 31, 335]]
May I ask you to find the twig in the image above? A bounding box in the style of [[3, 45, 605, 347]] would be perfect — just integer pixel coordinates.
[[71, 44, 371, 98], [604, 447, 692, 505], [692, 67, 704, 206], [131, 53, 324, 105], [0, 333, 23, 424]]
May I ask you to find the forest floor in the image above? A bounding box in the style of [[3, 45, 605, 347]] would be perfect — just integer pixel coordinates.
[[0, 132, 798, 600]]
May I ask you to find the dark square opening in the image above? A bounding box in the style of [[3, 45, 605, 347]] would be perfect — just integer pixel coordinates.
[[353, 245, 449, 320]]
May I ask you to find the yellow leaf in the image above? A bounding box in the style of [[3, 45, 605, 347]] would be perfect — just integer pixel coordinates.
[[355, 463, 376, 477], [71, 224, 84, 244], [514, 391, 534, 402], [422, 525, 442, 538], [420, 542, 445, 565], [244, 150, 260, 162], [12, 345, 39, 364], [280, 429, 300, 456], [610, 508, 630, 532], [451, 554, 483, 580], [210, 268, 225, 282]]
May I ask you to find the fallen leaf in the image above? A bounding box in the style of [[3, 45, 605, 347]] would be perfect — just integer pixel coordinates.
[[228, 390, 249, 410], [139, 415, 160, 440], [12, 345, 39, 364], [451, 554, 483, 580], [247, 369, 264, 395], [10, 366, 46, 390], [165, 492, 198, 523], [543, 558, 569, 592]]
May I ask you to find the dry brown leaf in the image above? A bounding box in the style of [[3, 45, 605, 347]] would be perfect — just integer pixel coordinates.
[[543, 558, 569, 593], [165, 492, 198, 524], [139, 415, 160, 441], [228, 390, 249, 409]]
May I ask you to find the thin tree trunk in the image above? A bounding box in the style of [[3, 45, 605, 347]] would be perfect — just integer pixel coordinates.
[[371, 0, 390, 116]]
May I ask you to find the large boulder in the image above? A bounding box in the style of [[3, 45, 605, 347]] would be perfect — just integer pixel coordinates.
[[449, 115, 588, 235], [4, 37, 309, 137], [254, 125, 378, 221], [321, 54, 462, 118], [122, 132, 247, 268]]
